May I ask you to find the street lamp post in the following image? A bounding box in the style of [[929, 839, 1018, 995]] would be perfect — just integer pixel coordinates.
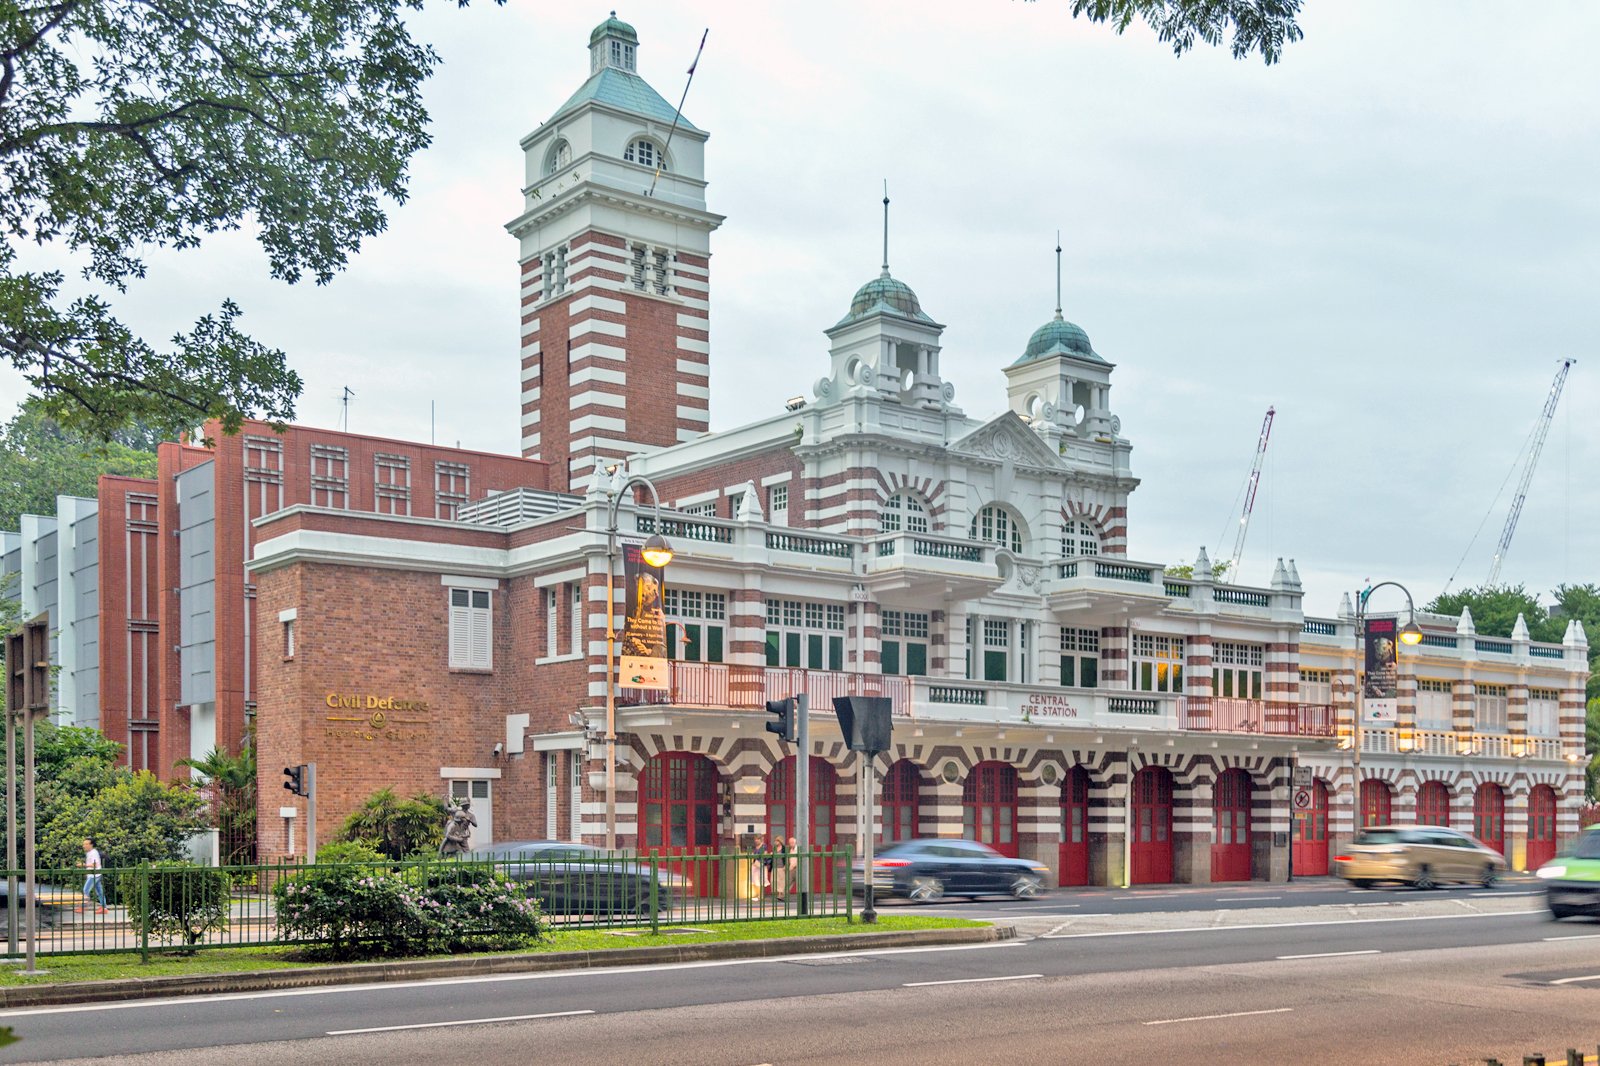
[[602, 471, 674, 852], [1351, 582, 1425, 811]]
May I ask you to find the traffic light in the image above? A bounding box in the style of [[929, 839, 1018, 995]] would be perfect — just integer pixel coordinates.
[[764, 697, 796, 744], [283, 765, 306, 797]]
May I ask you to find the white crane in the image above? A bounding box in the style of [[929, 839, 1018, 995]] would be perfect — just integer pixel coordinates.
[[1485, 358, 1575, 587], [1224, 406, 1275, 578]]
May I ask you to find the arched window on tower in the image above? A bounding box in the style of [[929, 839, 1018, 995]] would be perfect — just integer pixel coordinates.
[[625, 139, 665, 171], [970, 504, 1024, 554], [880, 492, 929, 535], [1061, 518, 1101, 557], [544, 139, 571, 176]]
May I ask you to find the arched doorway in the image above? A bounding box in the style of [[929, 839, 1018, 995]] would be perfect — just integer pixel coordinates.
[[1211, 769, 1253, 882], [962, 762, 1020, 857], [1130, 766, 1174, 884], [1417, 780, 1451, 826], [881, 759, 922, 844], [1359, 778, 1393, 828], [639, 752, 720, 897], [1474, 782, 1506, 855], [1292, 777, 1329, 876], [767, 756, 838, 890], [1059, 766, 1091, 887], [1527, 784, 1557, 870]]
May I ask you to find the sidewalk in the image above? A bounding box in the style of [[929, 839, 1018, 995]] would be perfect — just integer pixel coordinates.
[[0, 924, 1013, 1010]]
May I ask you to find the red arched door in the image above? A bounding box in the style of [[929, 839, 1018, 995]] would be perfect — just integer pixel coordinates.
[[767, 756, 838, 890], [1417, 780, 1450, 826], [639, 752, 720, 896], [1527, 785, 1557, 870], [1292, 777, 1329, 876], [1359, 778, 1393, 828], [1474, 783, 1506, 856], [1211, 769, 1253, 882], [962, 762, 1020, 857], [881, 760, 922, 843], [1131, 766, 1174, 884], [1059, 766, 1091, 887]]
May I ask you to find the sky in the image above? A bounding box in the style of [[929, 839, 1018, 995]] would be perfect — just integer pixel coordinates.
[[4, 1, 1597, 620]]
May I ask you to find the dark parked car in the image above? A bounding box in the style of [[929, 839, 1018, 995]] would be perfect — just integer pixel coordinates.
[[456, 840, 681, 917], [853, 838, 1050, 902]]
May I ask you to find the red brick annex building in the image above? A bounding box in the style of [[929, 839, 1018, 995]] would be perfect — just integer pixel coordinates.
[[4, 14, 1587, 885]]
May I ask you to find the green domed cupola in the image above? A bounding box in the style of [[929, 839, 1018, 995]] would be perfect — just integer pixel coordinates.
[[838, 270, 934, 327], [1016, 312, 1102, 365], [590, 11, 639, 73]]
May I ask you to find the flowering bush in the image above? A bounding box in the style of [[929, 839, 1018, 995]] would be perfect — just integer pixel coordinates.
[[273, 850, 543, 959], [117, 861, 231, 951]]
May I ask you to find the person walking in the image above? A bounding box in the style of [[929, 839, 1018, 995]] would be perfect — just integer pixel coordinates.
[[79, 837, 107, 914], [769, 834, 787, 898]]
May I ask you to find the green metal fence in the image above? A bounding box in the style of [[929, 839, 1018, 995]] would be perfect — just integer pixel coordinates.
[[0, 846, 855, 959]]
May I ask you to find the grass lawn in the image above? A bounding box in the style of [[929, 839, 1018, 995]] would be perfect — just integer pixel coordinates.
[[0, 915, 988, 986]]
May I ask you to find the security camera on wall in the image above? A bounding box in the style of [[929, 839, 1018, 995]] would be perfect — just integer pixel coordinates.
[[492, 742, 504, 758]]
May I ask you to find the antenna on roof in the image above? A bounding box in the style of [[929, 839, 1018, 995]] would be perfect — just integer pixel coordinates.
[[882, 180, 891, 275], [339, 386, 355, 432], [648, 28, 708, 198]]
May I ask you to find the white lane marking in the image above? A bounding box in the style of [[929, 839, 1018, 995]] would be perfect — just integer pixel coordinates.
[[1550, 974, 1600, 985], [0, 940, 1028, 1018], [1276, 950, 1381, 960], [1228, 896, 1282, 902], [903, 974, 1042, 988], [1145, 1007, 1293, 1026], [1545, 934, 1600, 942], [1042, 910, 1543, 939], [327, 1009, 594, 1035], [1112, 892, 1183, 899]]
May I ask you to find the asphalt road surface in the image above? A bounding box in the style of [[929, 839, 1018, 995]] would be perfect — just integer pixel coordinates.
[[5, 884, 1598, 1065]]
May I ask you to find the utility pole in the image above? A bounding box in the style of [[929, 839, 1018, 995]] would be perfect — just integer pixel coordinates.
[[795, 693, 810, 916]]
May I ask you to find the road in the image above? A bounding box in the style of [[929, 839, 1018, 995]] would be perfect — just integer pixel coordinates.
[[5, 881, 1598, 1065]]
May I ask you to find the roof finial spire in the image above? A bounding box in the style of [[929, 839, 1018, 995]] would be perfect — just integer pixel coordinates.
[[881, 180, 890, 276], [1054, 230, 1063, 320]]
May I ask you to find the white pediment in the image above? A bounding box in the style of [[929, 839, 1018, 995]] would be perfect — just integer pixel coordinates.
[[948, 412, 1064, 470]]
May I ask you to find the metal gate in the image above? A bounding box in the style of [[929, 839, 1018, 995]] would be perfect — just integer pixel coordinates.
[[1291, 777, 1329, 876], [1058, 766, 1090, 887], [1130, 766, 1174, 884], [1474, 782, 1506, 856], [1210, 768, 1252, 882], [1527, 784, 1556, 870]]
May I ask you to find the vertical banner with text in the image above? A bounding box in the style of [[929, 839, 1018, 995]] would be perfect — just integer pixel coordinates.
[[619, 541, 668, 688], [1362, 615, 1399, 725]]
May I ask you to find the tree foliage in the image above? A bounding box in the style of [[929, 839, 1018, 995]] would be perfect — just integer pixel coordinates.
[[1425, 584, 1564, 643], [1164, 560, 1231, 581], [0, 399, 158, 530], [1, 0, 497, 442], [38, 769, 204, 875], [335, 787, 448, 860], [176, 740, 257, 865], [1061, 0, 1304, 64]]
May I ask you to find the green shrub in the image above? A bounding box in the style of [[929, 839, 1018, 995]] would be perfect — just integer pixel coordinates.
[[334, 788, 447, 860], [274, 856, 543, 960], [117, 862, 231, 950], [39, 771, 205, 901]]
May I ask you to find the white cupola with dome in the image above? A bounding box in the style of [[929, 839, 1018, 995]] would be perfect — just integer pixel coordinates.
[[814, 190, 954, 414], [590, 11, 638, 73], [1005, 239, 1119, 448]]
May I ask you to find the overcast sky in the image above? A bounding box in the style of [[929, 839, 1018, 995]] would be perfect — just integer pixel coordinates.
[[5, 2, 1596, 621]]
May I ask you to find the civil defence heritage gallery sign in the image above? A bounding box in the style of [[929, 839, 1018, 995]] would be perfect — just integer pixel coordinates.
[[323, 692, 432, 742]]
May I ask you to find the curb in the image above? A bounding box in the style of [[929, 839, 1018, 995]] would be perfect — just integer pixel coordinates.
[[0, 924, 1013, 1009]]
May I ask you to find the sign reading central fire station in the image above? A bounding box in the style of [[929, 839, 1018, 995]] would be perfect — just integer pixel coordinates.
[[323, 692, 431, 742]]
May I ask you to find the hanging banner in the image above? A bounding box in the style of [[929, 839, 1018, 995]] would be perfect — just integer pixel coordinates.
[[619, 541, 668, 688], [1362, 615, 1399, 724]]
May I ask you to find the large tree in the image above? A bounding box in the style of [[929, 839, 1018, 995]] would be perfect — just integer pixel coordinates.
[[1425, 584, 1565, 644], [1064, 0, 1303, 64], [0, 398, 158, 529], [1, 0, 497, 443]]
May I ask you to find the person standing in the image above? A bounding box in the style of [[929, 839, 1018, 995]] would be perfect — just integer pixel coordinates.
[[786, 835, 800, 897], [769, 834, 787, 897], [79, 838, 106, 914]]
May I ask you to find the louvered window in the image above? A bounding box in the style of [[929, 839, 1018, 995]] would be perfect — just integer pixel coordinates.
[[449, 588, 493, 670]]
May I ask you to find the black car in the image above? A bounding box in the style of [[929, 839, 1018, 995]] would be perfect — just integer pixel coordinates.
[[853, 838, 1050, 902], [456, 841, 682, 917]]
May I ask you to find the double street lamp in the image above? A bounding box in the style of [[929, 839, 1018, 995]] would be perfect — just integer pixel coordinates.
[[1351, 581, 1425, 779], [601, 471, 674, 851]]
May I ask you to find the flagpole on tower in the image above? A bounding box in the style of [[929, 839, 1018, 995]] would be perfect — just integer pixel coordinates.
[[648, 28, 708, 198]]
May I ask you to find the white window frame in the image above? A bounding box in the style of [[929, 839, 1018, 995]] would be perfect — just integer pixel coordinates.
[[625, 138, 661, 170], [1059, 626, 1100, 689], [569, 755, 582, 842], [1061, 518, 1101, 557], [768, 483, 789, 526], [570, 583, 583, 657], [1416, 678, 1453, 729], [665, 588, 727, 663], [881, 492, 929, 535], [1475, 682, 1509, 733], [881, 609, 930, 676], [545, 587, 559, 659], [449, 587, 493, 670], [1132, 633, 1184, 693], [544, 753, 558, 839], [1528, 687, 1560, 737], [970, 504, 1023, 553]]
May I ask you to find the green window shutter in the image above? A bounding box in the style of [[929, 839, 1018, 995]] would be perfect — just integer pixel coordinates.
[[882, 640, 901, 675], [765, 632, 780, 667], [828, 635, 843, 671], [786, 631, 802, 667], [807, 633, 823, 669], [707, 626, 724, 663], [683, 623, 702, 662], [906, 643, 927, 676], [984, 650, 1007, 682], [1060, 655, 1075, 687], [1082, 657, 1098, 689]]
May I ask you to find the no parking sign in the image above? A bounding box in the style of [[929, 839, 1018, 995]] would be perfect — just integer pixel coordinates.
[[1292, 788, 1314, 810]]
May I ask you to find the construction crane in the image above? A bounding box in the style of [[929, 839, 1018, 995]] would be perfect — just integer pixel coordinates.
[[1485, 358, 1575, 587], [1222, 406, 1275, 579]]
